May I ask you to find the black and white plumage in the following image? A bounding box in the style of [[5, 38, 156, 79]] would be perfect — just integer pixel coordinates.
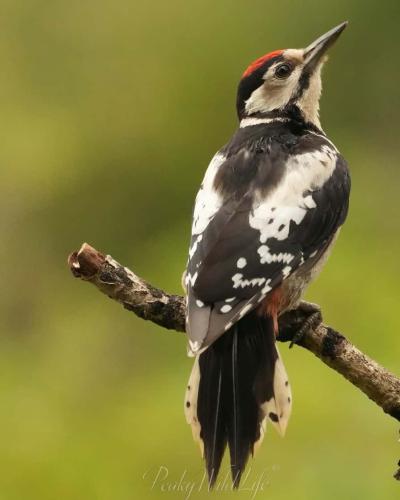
[[183, 22, 350, 487], [185, 124, 349, 348]]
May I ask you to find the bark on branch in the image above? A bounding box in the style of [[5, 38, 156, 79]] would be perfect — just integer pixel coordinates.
[[68, 243, 400, 479]]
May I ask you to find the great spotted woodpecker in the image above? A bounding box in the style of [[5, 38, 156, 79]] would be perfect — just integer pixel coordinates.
[[183, 22, 350, 487]]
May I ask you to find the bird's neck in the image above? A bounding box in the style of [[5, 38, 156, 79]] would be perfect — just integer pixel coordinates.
[[239, 106, 324, 135]]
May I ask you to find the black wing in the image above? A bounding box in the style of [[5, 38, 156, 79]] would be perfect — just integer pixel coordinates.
[[185, 131, 350, 352]]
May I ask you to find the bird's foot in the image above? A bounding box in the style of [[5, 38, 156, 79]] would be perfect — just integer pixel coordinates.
[[278, 301, 322, 347], [289, 308, 322, 348]]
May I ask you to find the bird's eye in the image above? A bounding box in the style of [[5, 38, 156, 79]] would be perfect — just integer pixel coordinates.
[[275, 63, 292, 79]]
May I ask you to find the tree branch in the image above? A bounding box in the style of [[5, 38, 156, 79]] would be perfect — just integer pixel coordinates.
[[68, 243, 400, 479]]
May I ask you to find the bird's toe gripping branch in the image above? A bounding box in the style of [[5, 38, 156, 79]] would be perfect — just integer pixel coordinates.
[[277, 301, 322, 348]]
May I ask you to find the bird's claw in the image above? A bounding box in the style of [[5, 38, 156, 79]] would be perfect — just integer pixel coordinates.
[[289, 305, 322, 348], [289, 311, 322, 348]]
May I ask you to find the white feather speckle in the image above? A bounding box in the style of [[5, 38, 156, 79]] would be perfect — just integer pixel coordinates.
[[239, 303, 253, 318], [220, 304, 232, 313], [237, 257, 247, 269], [261, 280, 272, 294], [258, 245, 294, 265], [186, 272, 198, 287], [232, 273, 265, 289], [189, 340, 200, 353], [189, 234, 203, 259]]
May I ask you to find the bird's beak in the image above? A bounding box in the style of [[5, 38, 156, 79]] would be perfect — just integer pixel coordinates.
[[303, 21, 348, 72]]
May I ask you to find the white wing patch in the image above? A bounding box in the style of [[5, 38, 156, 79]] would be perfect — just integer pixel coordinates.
[[250, 146, 336, 245], [282, 265, 292, 278], [191, 153, 225, 236], [186, 152, 226, 293]]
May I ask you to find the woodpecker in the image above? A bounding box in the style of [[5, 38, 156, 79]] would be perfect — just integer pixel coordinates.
[[183, 22, 350, 487]]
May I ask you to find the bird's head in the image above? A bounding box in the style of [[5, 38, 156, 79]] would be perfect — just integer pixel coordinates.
[[236, 22, 348, 128]]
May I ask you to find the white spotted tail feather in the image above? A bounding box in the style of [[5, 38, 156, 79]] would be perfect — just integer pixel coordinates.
[[184, 312, 292, 487], [254, 349, 292, 454], [184, 356, 203, 455], [260, 347, 292, 439]]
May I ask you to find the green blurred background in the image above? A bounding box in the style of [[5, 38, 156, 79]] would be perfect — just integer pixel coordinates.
[[0, 0, 399, 498]]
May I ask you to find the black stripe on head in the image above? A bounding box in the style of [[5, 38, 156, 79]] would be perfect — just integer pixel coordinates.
[[236, 55, 284, 119], [289, 69, 312, 103]]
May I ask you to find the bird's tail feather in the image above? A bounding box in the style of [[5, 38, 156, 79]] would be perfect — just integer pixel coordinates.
[[184, 310, 292, 488]]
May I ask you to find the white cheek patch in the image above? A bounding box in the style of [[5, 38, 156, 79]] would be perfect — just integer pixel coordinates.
[[244, 65, 302, 115], [249, 146, 336, 245], [191, 153, 225, 236]]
